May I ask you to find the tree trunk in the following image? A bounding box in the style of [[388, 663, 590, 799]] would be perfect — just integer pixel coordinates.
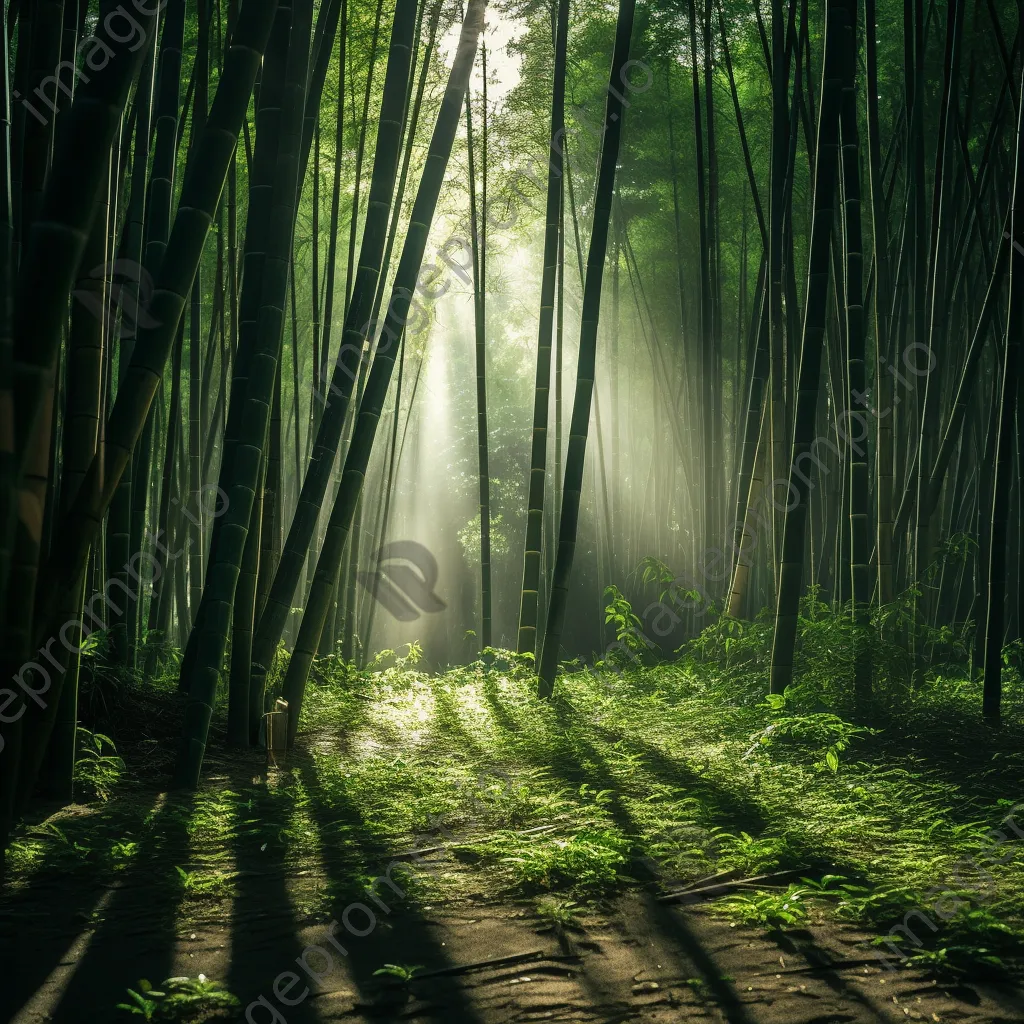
[[769, 0, 846, 695], [982, 60, 1024, 723], [537, 0, 635, 697]]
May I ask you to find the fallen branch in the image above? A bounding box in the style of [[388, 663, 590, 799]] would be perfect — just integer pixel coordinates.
[[407, 950, 582, 982], [658, 868, 806, 903], [757, 957, 893, 975]]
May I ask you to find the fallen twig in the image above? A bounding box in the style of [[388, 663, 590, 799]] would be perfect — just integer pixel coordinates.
[[407, 950, 582, 982], [658, 868, 806, 903], [756, 957, 893, 975]]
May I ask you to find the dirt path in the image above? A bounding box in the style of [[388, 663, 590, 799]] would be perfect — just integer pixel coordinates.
[[4, 696, 1024, 1024], [6, 836, 1024, 1023]]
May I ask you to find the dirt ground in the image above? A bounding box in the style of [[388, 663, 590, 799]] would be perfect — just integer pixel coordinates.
[[4, 730, 1024, 1024], [6, 878, 1024, 1022], [6, 836, 1024, 1020]]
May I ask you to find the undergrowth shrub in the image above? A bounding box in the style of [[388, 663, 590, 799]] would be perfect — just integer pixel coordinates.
[[475, 828, 631, 894]]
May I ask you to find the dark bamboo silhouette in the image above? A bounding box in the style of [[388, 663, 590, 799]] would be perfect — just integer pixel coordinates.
[[34, 0, 280, 649], [517, 0, 569, 656], [247, 0, 418, 694], [537, 0, 636, 697], [982, 62, 1024, 722], [177, 0, 313, 786], [769, 0, 846, 695]]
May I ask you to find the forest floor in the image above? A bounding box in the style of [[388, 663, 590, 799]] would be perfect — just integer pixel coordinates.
[[4, 653, 1024, 1023]]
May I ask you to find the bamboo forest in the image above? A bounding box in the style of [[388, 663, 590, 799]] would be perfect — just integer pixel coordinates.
[[7, 0, 1024, 1019]]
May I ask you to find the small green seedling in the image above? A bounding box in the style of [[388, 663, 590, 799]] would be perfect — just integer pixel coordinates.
[[535, 895, 582, 929], [373, 963, 423, 983], [117, 975, 240, 1021]]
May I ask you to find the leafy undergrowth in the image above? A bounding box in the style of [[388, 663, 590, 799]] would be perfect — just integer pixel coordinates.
[[5, 633, 1024, 989]]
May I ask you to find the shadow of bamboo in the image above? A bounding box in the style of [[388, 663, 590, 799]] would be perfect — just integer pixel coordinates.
[[0, 789, 165, 1019], [292, 750, 489, 1023], [862, 709, 1024, 815], [632, 890, 759, 1024], [225, 764, 320, 1024], [480, 671, 519, 735], [426, 674, 489, 759], [541, 700, 758, 1024], [589, 723, 772, 834], [765, 927, 903, 1021], [475, 680, 756, 1019], [43, 790, 197, 1023]]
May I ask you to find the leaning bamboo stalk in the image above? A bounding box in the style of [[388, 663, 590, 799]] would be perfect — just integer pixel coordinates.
[[537, 0, 635, 697], [247, 0, 419, 689], [279, 0, 486, 744], [177, 0, 313, 786], [33, 0, 280, 651], [517, 0, 569, 656]]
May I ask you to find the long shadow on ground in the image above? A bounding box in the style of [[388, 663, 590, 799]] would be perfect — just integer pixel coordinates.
[[271, 746, 490, 1023], [0, 789, 164, 1019], [226, 765, 320, 1024], [44, 791, 196, 1023], [478, 678, 759, 1023]]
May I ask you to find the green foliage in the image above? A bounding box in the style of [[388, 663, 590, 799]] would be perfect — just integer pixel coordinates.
[[173, 865, 232, 898], [459, 510, 510, 558], [534, 895, 582, 928], [499, 828, 631, 893], [946, 905, 1021, 948], [870, 535, 978, 676], [602, 585, 656, 664], [477, 646, 535, 672], [717, 885, 812, 930], [372, 963, 423, 983], [11, 650, 1024, 994], [680, 613, 773, 675], [746, 699, 877, 772], [832, 883, 915, 921], [110, 838, 140, 863], [365, 641, 424, 671], [74, 727, 125, 801], [797, 873, 849, 895], [117, 976, 240, 1021], [118, 986, 159, 1021], [1002, 638, 1024, 689], [901, 945, 1006, 981], [76, 639, 148, 729], [708, 828, 794, 874], [472, 776, 577, 828], [638, 556, 702, 612], [312, 651, 362, 688], [22, 821, 93, 864]]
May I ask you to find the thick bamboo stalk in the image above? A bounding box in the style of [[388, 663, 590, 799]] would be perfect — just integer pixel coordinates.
[[537, 0, 635, 696], [177, 0, 313, 787], [517, 0, 568, 656], [34, 0, 280, 653], [248, 0, 418, 688], [769, 0, 846, 695]]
